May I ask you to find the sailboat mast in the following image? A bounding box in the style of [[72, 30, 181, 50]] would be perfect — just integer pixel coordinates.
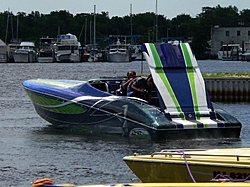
[[155, 0, 158, 42], [5, 9, 10, 43], [130, 4, 133, 44], [93, 5, 96, 48], [16, 16, 18, 40]]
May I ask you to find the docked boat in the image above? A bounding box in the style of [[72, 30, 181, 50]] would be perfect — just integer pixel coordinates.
[[54, 33, 81, 62], [22, 42, 241, 140], [131, 44, 143, 61], [37, 37, 56, 63], [6, 38, 21, 62], [87, 48, 105, 62], [217, 44, 242, 61], [123, 148, 250, 183], [0, 39, 7, 62], [107, 39, 132, 62], [12, 41, 37, 62]]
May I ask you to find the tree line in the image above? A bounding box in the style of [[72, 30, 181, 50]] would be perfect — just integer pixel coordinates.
[[1, 5, 250, 59]]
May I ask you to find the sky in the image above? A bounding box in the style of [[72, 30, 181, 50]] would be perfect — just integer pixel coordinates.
[[1, 0, 249, 19]]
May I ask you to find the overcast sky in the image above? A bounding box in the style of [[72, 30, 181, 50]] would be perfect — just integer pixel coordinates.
[[1, 0, 248, 19]]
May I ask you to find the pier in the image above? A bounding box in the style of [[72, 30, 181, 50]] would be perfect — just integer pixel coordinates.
[[205, 78, 250, 102]]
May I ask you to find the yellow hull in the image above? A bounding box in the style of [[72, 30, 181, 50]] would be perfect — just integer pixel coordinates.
[[123, 148, 250, 182]]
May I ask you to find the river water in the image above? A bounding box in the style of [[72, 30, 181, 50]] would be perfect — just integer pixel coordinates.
[[1, 60, 250, 186]]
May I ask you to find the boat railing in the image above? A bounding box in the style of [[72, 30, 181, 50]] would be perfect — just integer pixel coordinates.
[[150, 149, 250, 161]]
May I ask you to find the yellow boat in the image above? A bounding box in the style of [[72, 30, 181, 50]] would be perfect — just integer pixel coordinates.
[[123, 148, 250, 183]]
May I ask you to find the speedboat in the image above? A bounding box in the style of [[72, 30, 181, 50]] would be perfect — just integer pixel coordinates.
[[22, 42, 241, 140], [123, 148, 250, 183]]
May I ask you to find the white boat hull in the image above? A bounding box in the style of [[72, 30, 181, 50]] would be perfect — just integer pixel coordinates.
[[37, 57, 54, 63], [13, 51, 36, 63], [107, 53, 131, 62], [55, 52, 80, 62]]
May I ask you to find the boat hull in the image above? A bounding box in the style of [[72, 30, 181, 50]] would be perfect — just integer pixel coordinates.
[[55, 52, 80, 62], [123, 148, 250, 182], [37, 50, 55, 63], [13, 51, 36, 62], [37, 57, 54, 63], [107, 53, 131, 62], [23, 96, 243, 139]]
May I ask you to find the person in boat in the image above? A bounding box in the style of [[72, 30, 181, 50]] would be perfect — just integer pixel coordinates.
[[116, 70, 137, 96], [127, 73, 153, 102]]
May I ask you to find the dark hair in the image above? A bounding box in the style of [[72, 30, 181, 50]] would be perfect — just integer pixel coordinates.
[[146, 77, 153, 83], [146, 73, 153, 83], [127, 71, 136, 76]]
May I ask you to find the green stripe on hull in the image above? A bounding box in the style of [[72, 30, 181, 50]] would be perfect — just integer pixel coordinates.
[[180, 43, 200, 119], [149, 43, 184, 119], [25, 90, 86, 114]]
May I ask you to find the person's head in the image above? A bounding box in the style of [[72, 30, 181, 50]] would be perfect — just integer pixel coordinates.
[[146, 74, 153, 86], [127, 71, 136, 79]]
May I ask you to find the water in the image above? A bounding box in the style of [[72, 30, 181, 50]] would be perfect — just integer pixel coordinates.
[[1, 60, 250, 186]]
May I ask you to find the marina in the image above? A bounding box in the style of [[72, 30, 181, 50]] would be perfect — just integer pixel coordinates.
[[1, 60, 250, 186]]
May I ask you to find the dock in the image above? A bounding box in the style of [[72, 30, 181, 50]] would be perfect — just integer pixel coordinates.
[[205, 78, 250, 102]]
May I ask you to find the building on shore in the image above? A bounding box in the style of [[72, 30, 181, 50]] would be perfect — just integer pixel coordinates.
[[210, 26, 250, 58]]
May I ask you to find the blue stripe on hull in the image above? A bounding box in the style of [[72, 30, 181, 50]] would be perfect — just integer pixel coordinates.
[[156, 43, 185, 67], [163, 68, 194, 115]]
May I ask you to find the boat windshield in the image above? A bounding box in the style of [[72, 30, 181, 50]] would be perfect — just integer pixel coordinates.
[[88, 97, 171, 129]]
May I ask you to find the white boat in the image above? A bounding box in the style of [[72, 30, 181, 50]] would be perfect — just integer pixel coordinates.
[[107, 39, 131, 62], [6, 38, 21, 62], [131, 44, 143, 61], [217, 44, 242, 60], [241, 41, 250, 61], [87, 48, 104, 62], [0, 39, 7, 62], [37, 37, 56, 63], [54, 33, 81, 62], [12, 41, 37, 63]]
